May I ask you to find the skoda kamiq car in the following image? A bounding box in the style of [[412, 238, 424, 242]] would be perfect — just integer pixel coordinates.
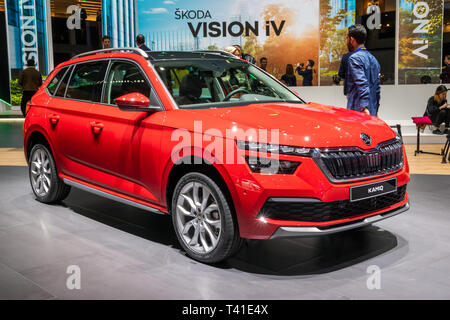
[[24, 48, 409, 263]]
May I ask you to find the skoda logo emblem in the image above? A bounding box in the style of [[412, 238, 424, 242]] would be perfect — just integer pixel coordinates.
[[360, 133, 372, 146]]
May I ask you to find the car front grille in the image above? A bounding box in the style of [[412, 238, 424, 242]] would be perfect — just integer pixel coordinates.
[[315, 139, 404, 182], [259, 185, 407, 223]]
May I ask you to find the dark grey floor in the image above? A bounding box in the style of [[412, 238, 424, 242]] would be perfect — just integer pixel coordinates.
[[0, 166, 449, 299], [0, 121, 23, 148]]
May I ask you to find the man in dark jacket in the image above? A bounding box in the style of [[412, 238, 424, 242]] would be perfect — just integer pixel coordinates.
[[296, 60, 314, 86], [260, 57, 268, 71], [136, 34, 151, 51], [101, 35, 111, 49], [18, 59, 42, 117]]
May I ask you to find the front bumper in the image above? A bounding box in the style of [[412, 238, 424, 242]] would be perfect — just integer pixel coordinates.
[[259, 185, 407, 222], [227, 143, 410, 239], [270, 201, 410, 239]]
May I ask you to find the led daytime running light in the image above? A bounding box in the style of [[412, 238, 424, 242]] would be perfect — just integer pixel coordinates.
[[236, 141, 311, 156]]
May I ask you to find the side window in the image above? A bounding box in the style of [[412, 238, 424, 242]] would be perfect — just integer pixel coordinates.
[[66, 62, 104, 101], [47, 67, 68, 95], [55, 66, 72, 97], [103, 61, 151, 104], [156, 66, 213, 105]]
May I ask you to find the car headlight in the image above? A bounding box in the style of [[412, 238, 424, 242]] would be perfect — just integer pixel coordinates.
[[236, 141, 312, 156], [245, 156, 301, 174]]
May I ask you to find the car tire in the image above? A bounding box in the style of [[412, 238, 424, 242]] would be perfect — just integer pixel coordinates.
[[171, 172, 242, 263], [29, 144, 71, 203]]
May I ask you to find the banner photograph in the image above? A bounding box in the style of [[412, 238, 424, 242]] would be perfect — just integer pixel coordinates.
[[137, 0, 319, 85], [398, 0, 443, 84], [319, 0, 355, 85]]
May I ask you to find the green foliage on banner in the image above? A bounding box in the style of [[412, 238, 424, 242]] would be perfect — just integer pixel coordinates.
[[10, 79, 22, 106], [207, 44, 219, 51], [9, 76, 47, 106], [242, 4, 319, 85], [319, 0, 352, 85], [398, 0, 443, 84]]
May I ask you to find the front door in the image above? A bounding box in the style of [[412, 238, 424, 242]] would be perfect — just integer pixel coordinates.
[[83, 59, 165, 204]]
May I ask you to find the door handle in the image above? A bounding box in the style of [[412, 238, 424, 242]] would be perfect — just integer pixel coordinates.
[[90, 121, 104, 134], [49, 114, 60, 125]]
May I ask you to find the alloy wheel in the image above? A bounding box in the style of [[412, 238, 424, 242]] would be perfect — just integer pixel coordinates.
[[175, 181, 222, 254], [30, 148, 52, 197]]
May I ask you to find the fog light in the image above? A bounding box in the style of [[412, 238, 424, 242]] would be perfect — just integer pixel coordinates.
[[259, 217, 267, 223]]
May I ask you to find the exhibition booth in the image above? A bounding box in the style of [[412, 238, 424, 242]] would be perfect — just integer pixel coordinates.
[[0, 0, 449, 302]]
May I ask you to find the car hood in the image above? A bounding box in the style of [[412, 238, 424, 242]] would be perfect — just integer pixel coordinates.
[[164, 102, 397, 149]]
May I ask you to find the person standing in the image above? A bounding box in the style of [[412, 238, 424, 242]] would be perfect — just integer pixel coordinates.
[[338, 51, 353, 95], [225, 46, 241, 58], [101, 35, 111, 49], [345, 24, 381, 116], [136, 34, 151, 51], [296, 60, 314, 86], [260, 57, 268, 71], [281, 64, 297, 86], [18, 59, 42, 117], [232, 44, 256, 65], [96, 10, 103, 44]]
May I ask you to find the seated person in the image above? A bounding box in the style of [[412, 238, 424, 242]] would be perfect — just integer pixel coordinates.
[[221, 69, 249, 99], [425, 85, 450, 134], [176, 73, 203, 105]]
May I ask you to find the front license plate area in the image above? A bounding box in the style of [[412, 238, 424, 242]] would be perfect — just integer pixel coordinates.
[[350, 178, 397, 202]]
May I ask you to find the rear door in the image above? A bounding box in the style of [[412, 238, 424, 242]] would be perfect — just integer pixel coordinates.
[[47, 60, 108, 178]]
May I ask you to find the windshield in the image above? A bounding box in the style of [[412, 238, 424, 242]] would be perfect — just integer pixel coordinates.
[[153, 58, 304, 109]]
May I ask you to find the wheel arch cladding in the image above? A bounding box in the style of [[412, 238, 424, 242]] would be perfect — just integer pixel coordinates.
[[165, 156, 239, 230]]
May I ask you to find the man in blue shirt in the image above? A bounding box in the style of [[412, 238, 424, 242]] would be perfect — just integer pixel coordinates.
[[345, 24, 381, 116], [338, 51, 352, 95]]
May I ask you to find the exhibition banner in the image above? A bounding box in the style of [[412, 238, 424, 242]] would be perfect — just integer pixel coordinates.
[[319, 0, 355, 85], [5, 0, 49, 105], [398, 0, 443, 84], [137, 0, 319, 85], [6, 0, 48, 74]]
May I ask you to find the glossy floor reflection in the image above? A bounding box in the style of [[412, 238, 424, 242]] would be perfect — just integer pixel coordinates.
[[0, 166, 449, 299]]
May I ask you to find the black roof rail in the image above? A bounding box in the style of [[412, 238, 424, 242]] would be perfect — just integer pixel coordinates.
[[193, 50, 236, 58]]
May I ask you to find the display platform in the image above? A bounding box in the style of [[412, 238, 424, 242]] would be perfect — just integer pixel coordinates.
[[0, 166, 449, 299]]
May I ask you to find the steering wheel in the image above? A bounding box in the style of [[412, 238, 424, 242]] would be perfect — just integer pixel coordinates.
[[223, 88, 250, 101]]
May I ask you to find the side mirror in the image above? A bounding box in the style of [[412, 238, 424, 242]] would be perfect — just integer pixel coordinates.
[[115, 92, 160, 112]]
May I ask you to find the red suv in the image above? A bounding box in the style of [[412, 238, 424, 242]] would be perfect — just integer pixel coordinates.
[[24, 49, 410, 263]]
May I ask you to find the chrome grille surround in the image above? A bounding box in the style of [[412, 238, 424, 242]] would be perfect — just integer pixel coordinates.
[[312, 138, 404, 183]]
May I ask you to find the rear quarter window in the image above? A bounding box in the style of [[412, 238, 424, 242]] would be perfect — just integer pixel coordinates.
[[46, 67, 68, 95]]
